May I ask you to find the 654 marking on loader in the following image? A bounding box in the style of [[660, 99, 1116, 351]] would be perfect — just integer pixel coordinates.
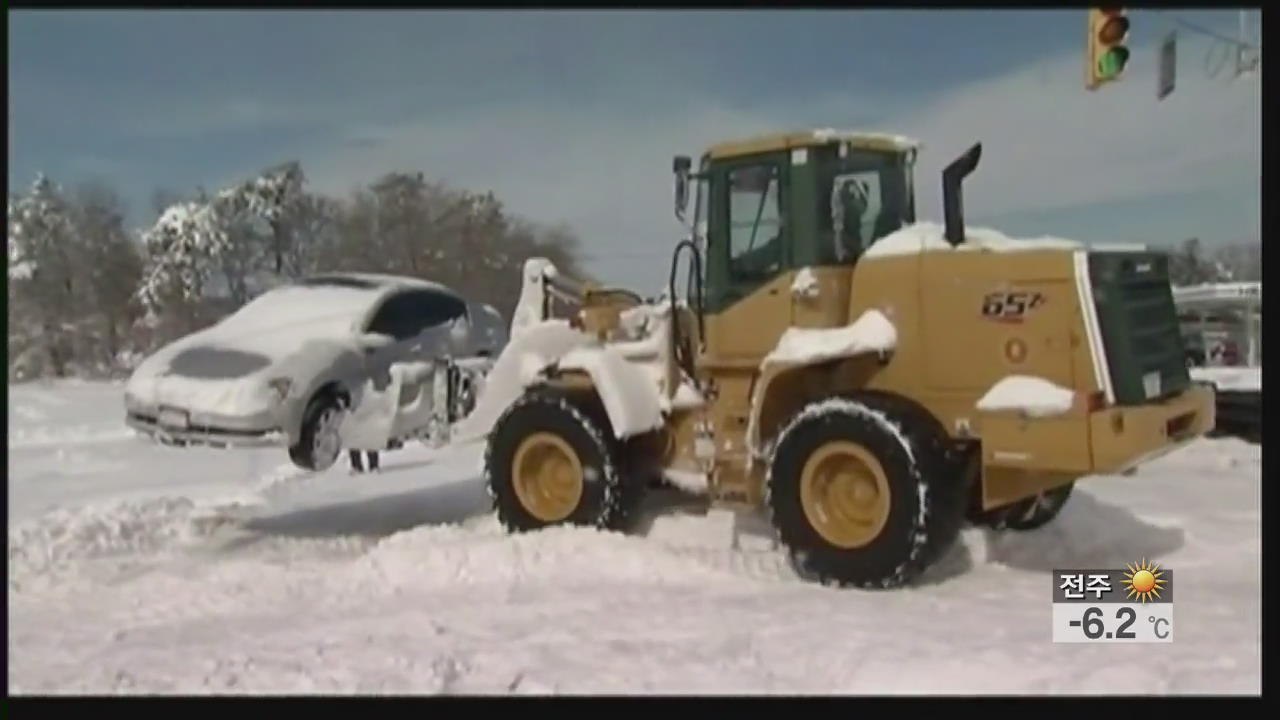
[[981, 290, 1047, 323]]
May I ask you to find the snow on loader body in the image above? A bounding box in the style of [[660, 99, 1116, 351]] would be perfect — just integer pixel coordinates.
[[465, 129, 1216, 590]]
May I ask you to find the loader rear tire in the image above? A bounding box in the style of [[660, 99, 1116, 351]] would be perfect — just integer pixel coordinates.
[[766, 394, 967, 589], [485, 389, 645, 533]]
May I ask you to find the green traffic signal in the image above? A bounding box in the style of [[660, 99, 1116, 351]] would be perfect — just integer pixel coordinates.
[[1097, 46, 1130, 78]]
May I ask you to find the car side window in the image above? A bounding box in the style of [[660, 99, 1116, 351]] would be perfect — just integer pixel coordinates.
[[404, 289, 467, 335], [368, 289, 468, 342], [367, 292, 417, 341]]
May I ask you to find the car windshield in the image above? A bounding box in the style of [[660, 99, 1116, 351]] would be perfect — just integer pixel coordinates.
[[217, 283, 381, 332]]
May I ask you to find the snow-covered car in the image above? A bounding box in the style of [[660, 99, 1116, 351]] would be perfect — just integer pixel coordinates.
[[124, 272, 507, 471]]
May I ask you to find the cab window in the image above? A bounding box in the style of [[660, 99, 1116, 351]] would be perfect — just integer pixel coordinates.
[[727, 164, 784, 281]]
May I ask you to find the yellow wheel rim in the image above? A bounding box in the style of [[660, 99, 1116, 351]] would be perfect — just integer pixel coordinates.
[[512, 432, 585, 523], [799, 440, 892, 549]]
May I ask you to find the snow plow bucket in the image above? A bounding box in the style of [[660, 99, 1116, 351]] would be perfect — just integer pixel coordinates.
[[974, 383, 1215, 512]]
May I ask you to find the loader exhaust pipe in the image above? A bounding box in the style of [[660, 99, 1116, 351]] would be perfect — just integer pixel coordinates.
[[942, 142, 982, 247]]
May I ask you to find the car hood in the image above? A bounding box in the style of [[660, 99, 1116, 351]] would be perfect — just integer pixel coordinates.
[[126, 317, 357, 417]]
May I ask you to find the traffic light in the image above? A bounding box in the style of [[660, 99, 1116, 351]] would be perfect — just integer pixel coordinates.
[[1087, 7, 1131, 90]]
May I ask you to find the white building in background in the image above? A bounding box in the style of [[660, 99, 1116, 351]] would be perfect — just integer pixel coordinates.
[[1173, 282, 1262, 368]]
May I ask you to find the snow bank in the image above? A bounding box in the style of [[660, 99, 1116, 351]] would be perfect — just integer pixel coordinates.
[[975, 375, 1076, 418], [1190, 367, 1261, 393], [862, 221, 1083, 259], [4, 379, 1264, 694], [763, 309, 897, 367], [8, 497, 221, 579]]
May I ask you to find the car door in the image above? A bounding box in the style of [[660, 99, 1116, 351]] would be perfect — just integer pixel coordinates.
[[363, 290, 421, 390]]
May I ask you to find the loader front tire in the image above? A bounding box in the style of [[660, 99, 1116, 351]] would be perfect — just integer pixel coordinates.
[[972, 481, 1074, 532], [485, 389, 644, 533], [766, 394, 965, 589]]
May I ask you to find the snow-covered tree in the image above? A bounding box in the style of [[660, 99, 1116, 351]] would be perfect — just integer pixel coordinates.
[[138, 162, 307, 324], [7, 174, 81, 377]]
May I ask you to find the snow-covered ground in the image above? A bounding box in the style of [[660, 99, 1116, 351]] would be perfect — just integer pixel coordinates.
[[8, 379, 1262, 694]]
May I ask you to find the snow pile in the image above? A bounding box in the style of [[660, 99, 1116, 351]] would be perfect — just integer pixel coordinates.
[[1190, 367, 1261, 393], [790, 267, 819, 298], [763, 309, 897, 367], [862, 221, 1083, 259], [8, 497, 210, 579], [975, 375, 1076, 418]]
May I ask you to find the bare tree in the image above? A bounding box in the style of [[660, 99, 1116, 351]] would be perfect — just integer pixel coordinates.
[[68, 181, 144, 373]]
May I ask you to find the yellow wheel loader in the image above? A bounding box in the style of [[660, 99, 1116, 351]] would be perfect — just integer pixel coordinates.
[[452, 129, 1216, 589]]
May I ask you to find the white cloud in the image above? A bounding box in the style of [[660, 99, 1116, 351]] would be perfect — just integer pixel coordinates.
[[295, 37, 1259, 290]]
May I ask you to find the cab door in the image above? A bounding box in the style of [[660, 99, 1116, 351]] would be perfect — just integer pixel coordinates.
[[703, 154, 793, 360]]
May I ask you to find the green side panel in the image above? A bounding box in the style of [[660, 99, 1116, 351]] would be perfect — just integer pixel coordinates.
[[1088, 251, 1191, 405]]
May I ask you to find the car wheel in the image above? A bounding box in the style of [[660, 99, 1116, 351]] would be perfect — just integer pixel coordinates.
[[289, 393, 346, 472]]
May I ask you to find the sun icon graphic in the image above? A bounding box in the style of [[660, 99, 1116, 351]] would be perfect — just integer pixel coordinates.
[[1121, 558, 1168, 604]]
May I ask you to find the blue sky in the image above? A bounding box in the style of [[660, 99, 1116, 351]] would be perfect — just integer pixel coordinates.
[[8, 9, 1261, 291]]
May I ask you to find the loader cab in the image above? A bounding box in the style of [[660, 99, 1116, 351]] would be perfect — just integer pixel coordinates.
[[679, 131, 920, 315]]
